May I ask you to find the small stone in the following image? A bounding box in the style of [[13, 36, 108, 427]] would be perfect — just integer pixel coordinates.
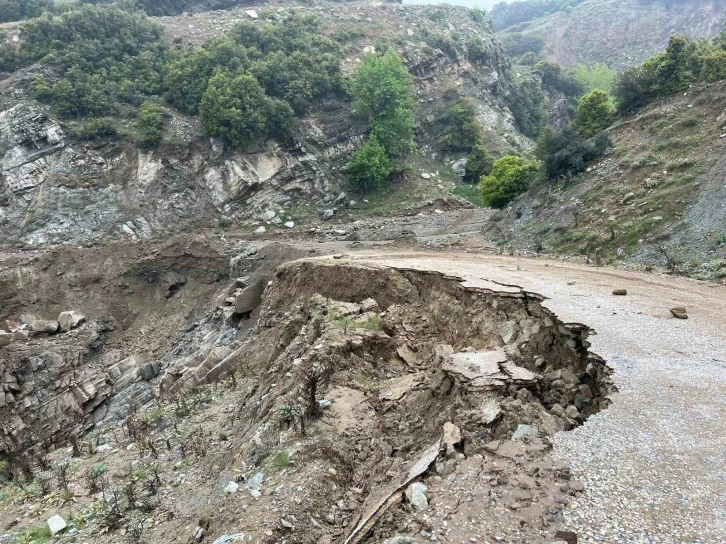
[[254, 226, 266, 234], [250, 489, 261, 499], [245, 9, 258, 18], [420, 173, 431, 180], [511, 424, 538, 441], [406, 28, 414, 36], [58, 310, 85, 332], [670, 306, 688, 319], [568, 480, 585, 492], [194, 526, 205, 541], [47, 514, 67, 536], [260, 210, 276, 221], [225, 481, 239, 494], [480, 399, 502, 425], [0, 331, 12, 347], [284, 221, 295, 228], [565, 405, 580, 420], [621, 192, 635, 204], [405, 482, 428, 511], [554, 530, 578, 544], [611, 289, 627, 296], [442, 422, 461, 455], [280, 518, 293, 529]]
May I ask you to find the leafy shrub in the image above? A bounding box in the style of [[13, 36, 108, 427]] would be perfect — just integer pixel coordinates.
[[348, 136, 391, 192], [0, 0, 53, 23], [351, 49, 415, 157], [442, 98, 482, 152], [510, 79, 547, 138], [464, 144, 493, 183], [518, 51, 540, 66], [573, 89, 613, 137], [479, 155, 539, 208], [700, 49, 726, 82], [424, 30, 457, 59], [499, 32, 544, 56], [200, 71, 294, 148], [76, 117, 118, 140], [535, 60, 583, 98], [137, 101, 166, 147], [469, 8, 487, 23], [573, 62, 615, 95], [466, 35, 490, 63], [536, 126, 610, 179]]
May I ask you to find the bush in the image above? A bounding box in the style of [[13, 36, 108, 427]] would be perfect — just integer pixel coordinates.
[[468, 8, 486, 23], [573, 62, 615, 95], [499, 32, 544, 56], [466, 35, 490, 63], [536, 126, 610, 179], [464, 144, 493, 183], [535, 60, 583, 98], [510, 79, 547, 139], [700, 49, 726, 82], [573, 89, 613, 137], [479, 155, 539, 208], [351, 49, 415, 157], [137, 101, 165, 147], [424, 30, 457, 59], [348, 136, 391, 192], [200, 71, 294, 148], [76, 117, 118, 140], [442, 98, 482, 152]]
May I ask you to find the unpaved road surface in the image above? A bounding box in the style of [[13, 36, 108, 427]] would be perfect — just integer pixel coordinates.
[[348, 250, 726, 544]]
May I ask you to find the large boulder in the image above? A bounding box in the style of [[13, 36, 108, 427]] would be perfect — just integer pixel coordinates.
[[20, 314, 59, 334], [0, 330, 13, 347], [235, 279, 265, 314], [58, 310, 85, 332]]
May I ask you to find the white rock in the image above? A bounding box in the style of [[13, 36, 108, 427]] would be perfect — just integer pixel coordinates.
[[420, 173, 431, 180], [511, 424, 538, 441], [284, 221, 295, 228], [245, 9, 258, 18], [480, 399, 502, 425], [260, 210, 276, 221], [407, 28, 414, 36], [58, 310, 85, 333], [47, 514, 67, 536], [225, 481, 240, 494], [254, 226, 266, 234], [405, 482, 428, 511], [363, 46, 376, 55]]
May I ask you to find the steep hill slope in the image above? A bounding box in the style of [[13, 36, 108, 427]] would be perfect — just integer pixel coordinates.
[[0, 2, 530, 247], [490, 79, 726, 280], [499, 0, 726, 69]]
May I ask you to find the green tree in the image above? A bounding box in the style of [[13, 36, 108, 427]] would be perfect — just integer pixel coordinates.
[[137, 100, 165, 147], [652, 36, 693, 96], [464, 144, 493, 183], [479, 155, 539, 208], [573, 63, 615, 95], [573, 89, 613, 137], [536, 126, 610, 179], [200, 71, 270, 147], [348, 136, 391, 192], [442, 98, 482, 152], [351, 49, 415, 157], [700, 49, 726, 82], [510, 79, 546, 139]]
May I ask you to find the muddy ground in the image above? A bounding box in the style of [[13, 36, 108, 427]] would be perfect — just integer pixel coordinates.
[[0, 221, 724, 544]]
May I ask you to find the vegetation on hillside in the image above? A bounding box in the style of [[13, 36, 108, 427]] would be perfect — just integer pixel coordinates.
[[480, 155, 539, 208], [573, 89, 613, 136], [13, 5, 342, 148], [489, 0, 585, 32], [614, 33, 726, 114], [348, 49, 415, 192]]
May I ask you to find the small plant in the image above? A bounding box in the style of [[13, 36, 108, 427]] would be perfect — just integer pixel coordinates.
[[272, 451, 291, 469], [85, 463, 107, 494]]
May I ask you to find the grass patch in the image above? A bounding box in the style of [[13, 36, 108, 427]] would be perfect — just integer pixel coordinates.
[[16, 523, 53, 544], [333, 314, 383, 331], [452, 183, 484, 207], [271, 451, 291, 469]]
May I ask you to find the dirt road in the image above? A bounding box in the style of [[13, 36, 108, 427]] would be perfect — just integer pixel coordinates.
[[348, 250, 726, 544]]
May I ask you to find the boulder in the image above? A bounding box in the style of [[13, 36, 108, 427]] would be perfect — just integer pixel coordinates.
[[612, 289, 627, 296], [511, 424, 538, 441], [0, 330, 13, 347], [13, 330, 29, 342], [47, 514, 67, 536], [58, 310, 85, 332], [260, 210, 276, 221], [284, 221, 295, 228], [235, 279, 265, 314], [254, 226, 266, 234], [23, 314, 59, 334], [442, 422, 461, 456], [670, 306, 688, 319], [480, 398, 502, 425], [245, 9, 258, 18]]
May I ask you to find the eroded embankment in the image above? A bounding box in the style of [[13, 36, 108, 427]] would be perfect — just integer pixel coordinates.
[[157, 258, 614, 543]]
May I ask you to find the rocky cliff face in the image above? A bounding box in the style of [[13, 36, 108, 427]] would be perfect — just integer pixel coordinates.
[[0, 2, 522, 247], [501, 0, 726, 69]]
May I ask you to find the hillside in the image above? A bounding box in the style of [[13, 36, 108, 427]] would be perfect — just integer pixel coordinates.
[[490, 79, 726, 280], [498, 0, 726, 69], [0, 1, 534, 247]]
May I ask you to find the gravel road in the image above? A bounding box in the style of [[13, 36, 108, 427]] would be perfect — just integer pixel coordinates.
[[350, 250, 726, 544]]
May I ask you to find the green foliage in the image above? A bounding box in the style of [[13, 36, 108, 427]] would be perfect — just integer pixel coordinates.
[[423, 30, 457, 59], [536, 126, 610, 179], [137, 100, 165, 147], [442, 98, 482, 152], [518, 51, 540, 66], [535, 60, 583, 97], [700, 49, 726, 82], [573, 89, 613, 137], [200, 70, 294, 148], [479, 155, 539, 208], [464, 144, 493, 183], [499, 32, 544, 56], [0, 0, 52, 23], [613, 30, 726, 115], [466, 35, 490, 63], [510, 79, 547, 139], [351, 49, 415, 157], [490, 0, 585, 31], [76, 117, 118, 140], [468, 8, 487, 23], [348, 136, 391, 193], [573, 63, 615, 95]]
